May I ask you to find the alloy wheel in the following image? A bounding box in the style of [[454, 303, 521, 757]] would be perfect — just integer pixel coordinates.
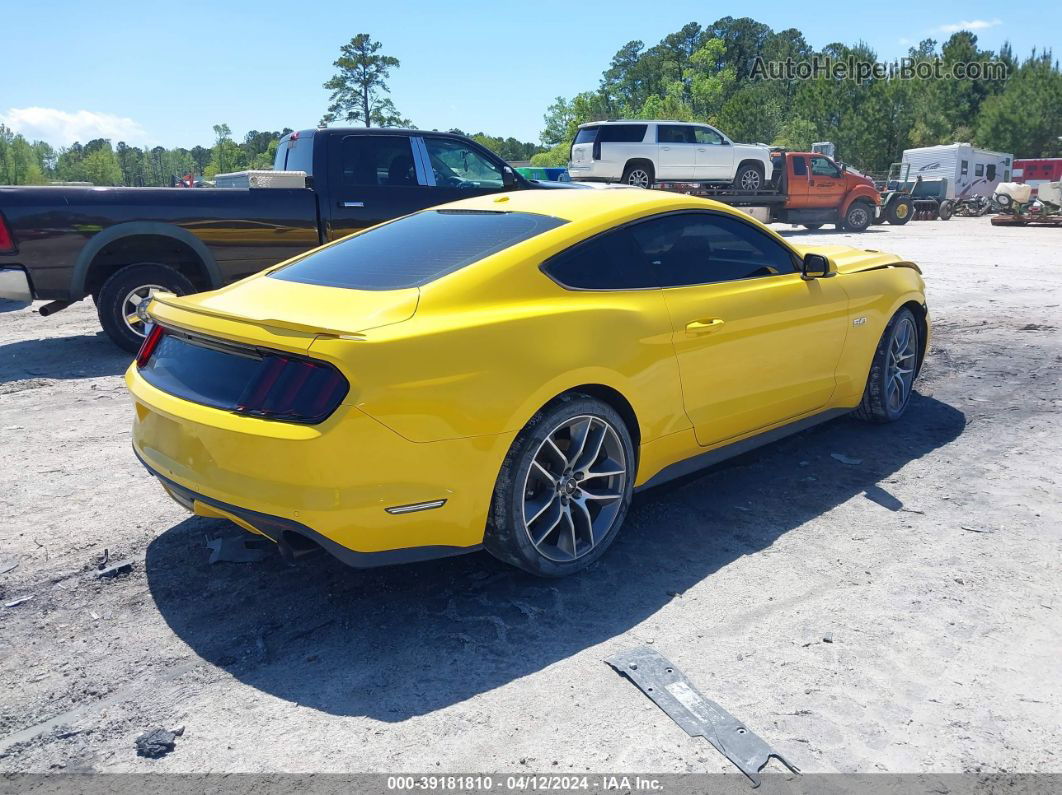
[[886, 316, 917, 412], [626, 169, 650, 188], [521, 415, 628, 562], [122, 284, 164, 337], [740, 169, 761, 190]]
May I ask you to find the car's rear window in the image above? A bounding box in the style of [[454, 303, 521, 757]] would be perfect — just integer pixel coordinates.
[[270, 210, 567, 290], [574, 127, 599, 144]]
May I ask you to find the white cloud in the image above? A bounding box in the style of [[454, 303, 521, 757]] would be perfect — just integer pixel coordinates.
[[0, 107, 152, 147], [937, 18, 1002, 34]]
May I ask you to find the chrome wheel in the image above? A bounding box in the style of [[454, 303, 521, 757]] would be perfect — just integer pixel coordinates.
[[521, 415, 628, 563], [848, 205, 870, 228], [886, 316, 917, 412], [626, 169, 650, 188], [122, 284, 164, 337]]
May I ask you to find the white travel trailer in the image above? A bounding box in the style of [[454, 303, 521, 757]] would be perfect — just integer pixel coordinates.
[[901, 144, 1014, 199]]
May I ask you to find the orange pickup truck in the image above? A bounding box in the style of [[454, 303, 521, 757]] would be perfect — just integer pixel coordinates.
[[657, 151, 882, 232]]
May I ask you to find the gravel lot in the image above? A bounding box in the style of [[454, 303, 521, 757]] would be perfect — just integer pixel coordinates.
[[0, 216, 1059, 776]]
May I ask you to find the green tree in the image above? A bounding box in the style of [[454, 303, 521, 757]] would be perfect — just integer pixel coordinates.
[[322, 34, 410, 127], [212, 123, 232, 174], [977, 51, 1062, 157]]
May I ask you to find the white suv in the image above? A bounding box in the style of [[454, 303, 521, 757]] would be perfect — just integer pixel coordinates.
[[568, 120, 773, 190]]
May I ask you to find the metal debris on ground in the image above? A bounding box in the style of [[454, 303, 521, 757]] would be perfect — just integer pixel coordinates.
[[206, 535, 270, 564], [135, 726, 184, 759], [96, 560, 134, 578], [4, 595, 34, 608], [830, 453, 863, 465], [606, 646, 798, 787]]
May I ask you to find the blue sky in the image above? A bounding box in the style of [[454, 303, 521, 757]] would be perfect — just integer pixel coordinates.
[[4, 1, 1058, 149]]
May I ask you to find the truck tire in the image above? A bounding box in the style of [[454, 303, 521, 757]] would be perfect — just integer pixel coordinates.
[[843, 201, 873, 232], [734, 162, 764, 191], [97, 263, 195, 353], [621, 162, 654, 189], [885, 196, 913, 225]]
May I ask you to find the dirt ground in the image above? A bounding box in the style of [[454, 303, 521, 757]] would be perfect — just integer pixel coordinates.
[[0, 216, 1059, 777]]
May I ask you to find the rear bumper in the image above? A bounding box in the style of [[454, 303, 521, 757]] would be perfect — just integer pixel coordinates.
[[127, 364, 515, 566], [136, 449, 480, 568], [0, 266, 33, 302]]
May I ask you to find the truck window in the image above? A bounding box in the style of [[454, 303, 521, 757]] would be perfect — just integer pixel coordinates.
[[598, 124, 648, 143], [423, 137, 504, 188], [657, 125, 695, 144], [791, 156, 807, 176], [809, 156, 841, 178], [574, 127, 599, 144], [693, 127, 724, 145], [335, 135, 418, 187], [274, 132, 315, 174]]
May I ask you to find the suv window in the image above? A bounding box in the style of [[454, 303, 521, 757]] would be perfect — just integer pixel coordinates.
[[693, 126, 724, 145], [809, 156, 841, 178], [271, 210, 566, 291], [598, 124, 648, 143], [424, 137, 504, 188], [657, 125, 694, 144], [543, 229, 656, 290], [631, 213, 798, 287], [335, 135, 417, 187], [574, 127, 599, 144]]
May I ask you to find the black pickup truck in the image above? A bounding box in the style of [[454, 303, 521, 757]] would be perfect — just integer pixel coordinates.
[[0, 128, 577, 351]]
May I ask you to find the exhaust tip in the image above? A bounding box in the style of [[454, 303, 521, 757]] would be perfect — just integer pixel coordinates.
[[276, 531, 322, 564]]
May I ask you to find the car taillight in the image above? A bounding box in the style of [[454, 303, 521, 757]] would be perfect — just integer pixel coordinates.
[[0, 213, 15, 253], [234, 355, 347, 423], [136, 323, 165, 367]]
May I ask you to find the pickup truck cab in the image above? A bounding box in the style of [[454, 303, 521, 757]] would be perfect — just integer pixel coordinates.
[[0, 128, 576, 351], [656, 151, 880, 232], [568, 120, 773, 191]]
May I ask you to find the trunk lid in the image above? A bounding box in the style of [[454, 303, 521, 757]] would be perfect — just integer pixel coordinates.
[[149, 276, 419, 352]]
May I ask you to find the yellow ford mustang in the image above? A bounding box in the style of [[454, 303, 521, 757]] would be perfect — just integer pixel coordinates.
[[127, 188, 928, 577]]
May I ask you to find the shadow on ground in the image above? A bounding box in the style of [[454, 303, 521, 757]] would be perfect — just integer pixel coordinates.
[[0, 332, 131, 383], [146, 394, 964, 721]]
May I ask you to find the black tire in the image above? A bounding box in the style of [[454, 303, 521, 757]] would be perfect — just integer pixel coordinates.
[[802, 223, 824, 230], [842, 201, 873, 232], [484, 393, 636, 577], [885, 196, 913, 225], [621, 161, 654, 189], [733, 162, 765, 191], [938, 199, 954, 221], [854, 308, 920, 424], [96, 263, 195, 353]]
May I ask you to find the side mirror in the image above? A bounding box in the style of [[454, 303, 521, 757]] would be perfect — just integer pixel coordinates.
[[502, 168, 517, 188], [802, 253, 834, 279]]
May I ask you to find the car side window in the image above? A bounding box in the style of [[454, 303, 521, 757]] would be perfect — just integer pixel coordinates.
[[791, 156, 807, 176], [598, 124, 648, 143], [693, 126, 724, 145], [657, 125, 694, 144], [809, 156, 841, 178], [631, 213, 798, 287], [424, 137, 504, 189], [335, 135, 418, 188], [542, 228, 657, 290]]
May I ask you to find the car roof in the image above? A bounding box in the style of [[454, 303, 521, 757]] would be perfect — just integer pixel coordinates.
[[289, 127, 473, 141], [578, 120, 704, 127], [437, 187, 734, 225]]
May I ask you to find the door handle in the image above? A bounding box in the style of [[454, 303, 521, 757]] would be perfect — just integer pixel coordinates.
[[662, 146, 671, 151], [339, 201, 365, 208], [685, 318, 725, 335]]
